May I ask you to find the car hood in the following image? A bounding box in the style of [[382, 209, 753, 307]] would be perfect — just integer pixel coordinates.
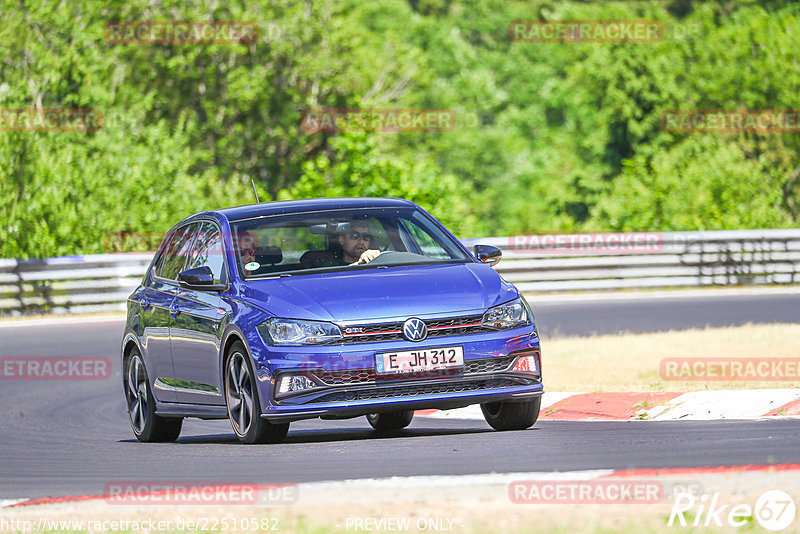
[[236, 263, 518, 322]]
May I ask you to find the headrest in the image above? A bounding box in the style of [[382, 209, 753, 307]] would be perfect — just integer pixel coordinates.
[[256, 246, 282, 265], [300, 250, 337, 268]]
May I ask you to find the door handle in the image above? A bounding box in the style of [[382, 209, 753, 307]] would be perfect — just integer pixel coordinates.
[[139, 298, 150, 311]]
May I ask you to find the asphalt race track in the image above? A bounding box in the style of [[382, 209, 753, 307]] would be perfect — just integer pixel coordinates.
[[2, 292, 799, 499], [533, 291, 800, 337]]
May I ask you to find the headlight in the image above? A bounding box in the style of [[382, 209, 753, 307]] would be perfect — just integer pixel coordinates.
[[257, 318, 343, 346], [482, 298, 531, 329]]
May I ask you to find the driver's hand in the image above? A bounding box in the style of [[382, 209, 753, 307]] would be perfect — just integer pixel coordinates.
[[350, 249, 381, 266]]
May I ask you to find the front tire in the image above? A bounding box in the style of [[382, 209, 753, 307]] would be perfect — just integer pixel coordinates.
[[224, 342, 289, 444], [481, 396, 541, 431], [124, 349, 182, 442], [366, 410, 414, 431]]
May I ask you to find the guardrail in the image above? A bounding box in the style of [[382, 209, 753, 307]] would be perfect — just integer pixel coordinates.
[[463, 228, 800, 293], [0, 254, 154, 315], [1, 229, 799, 315]]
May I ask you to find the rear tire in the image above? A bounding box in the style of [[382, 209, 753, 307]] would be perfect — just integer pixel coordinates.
[[366, 410, 414, 431], [124, 348, 183, 442], [481, 396, 541, 431], [224, 342, 289, 444]]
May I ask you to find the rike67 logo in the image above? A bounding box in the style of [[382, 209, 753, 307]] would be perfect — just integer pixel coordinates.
[[669, 490, 796, 531]]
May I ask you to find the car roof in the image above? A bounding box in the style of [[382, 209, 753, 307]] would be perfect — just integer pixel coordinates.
[[213, 197, 417, 222]]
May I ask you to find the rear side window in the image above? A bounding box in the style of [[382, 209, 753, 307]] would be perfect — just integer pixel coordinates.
[[186, 222, 226, 285], [157, 224, 197, 280]]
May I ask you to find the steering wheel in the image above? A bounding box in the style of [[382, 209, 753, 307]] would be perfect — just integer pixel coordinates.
[[363, 250, 397, 266]]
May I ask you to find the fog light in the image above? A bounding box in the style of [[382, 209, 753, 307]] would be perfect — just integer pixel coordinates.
[[278, 375, 316, 394], [513, 355, 539, 374]]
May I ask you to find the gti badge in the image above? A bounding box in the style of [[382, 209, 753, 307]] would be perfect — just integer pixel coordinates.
[[403, 317, 427, 342]]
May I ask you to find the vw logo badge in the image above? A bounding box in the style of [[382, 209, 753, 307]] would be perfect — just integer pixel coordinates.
[[403, 318, 428, 342]]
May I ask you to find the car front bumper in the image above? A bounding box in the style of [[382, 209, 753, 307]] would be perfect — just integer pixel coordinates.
[[248, 326, 543, 423]]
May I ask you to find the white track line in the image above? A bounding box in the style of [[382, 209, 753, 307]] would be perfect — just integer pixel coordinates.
[[648, 389, 800, 420], [0, 499, 28, 507], [299, 469, 616, 490], [420, 392, 582, 420], [0, 316, 126, 328], [418, 390, 800, 421]]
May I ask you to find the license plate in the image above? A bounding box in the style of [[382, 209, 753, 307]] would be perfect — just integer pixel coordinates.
[[375, 346, 464, 375]]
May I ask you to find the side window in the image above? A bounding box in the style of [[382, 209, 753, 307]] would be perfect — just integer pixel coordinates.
[[400, 219, 451, 259], [187, 222, 226, 285], [152, 232, 174, 277], [158, 224, 197, 280]]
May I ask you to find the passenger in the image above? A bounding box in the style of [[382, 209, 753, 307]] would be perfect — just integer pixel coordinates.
[[237, 230, 258, 268]]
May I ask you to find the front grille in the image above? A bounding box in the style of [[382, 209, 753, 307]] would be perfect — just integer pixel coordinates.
[[316, 370, 375, 386], [314, 378, 528, 403], [339, 314, 490, 344], [314, 355, 519, 386]]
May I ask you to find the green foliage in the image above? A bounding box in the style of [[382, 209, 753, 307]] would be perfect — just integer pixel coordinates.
[[592, 136, 793, 231], [278, 131, 479, 235], [1, 0, 798, 258]]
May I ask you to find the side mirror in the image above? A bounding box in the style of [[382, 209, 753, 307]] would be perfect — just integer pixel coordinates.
[[177, 266, 217, 290], [474, 245, 502, 267]]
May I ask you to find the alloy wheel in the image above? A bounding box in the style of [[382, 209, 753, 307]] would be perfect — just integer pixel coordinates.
[[125, 354, 148, 434], [226, 351, 254, 436]]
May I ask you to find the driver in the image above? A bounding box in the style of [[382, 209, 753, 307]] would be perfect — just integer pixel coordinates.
[[339, 221, 382, 265]]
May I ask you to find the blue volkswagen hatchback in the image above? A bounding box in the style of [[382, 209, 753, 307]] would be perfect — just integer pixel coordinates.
[[122, 198, 542, 443]]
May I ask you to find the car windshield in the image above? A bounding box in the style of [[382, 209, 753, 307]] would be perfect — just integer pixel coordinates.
[[229, 207, 471, 278]]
